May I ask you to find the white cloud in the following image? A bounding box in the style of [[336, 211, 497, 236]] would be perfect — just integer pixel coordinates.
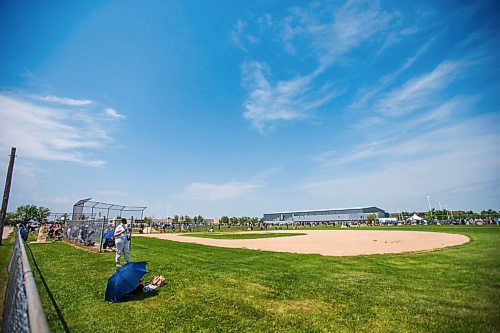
[[303, 113, 500, 211], [321, 95, 479, 166], [375, 60, 468, 117], [282, 1, 394, 66], [239, 0, 395, 131], [33, 95, 93, 106], [178, 180, 262, 202], [241, 61, 342, 131], [104, 108, 126, 120], [375, 27, 420, 57], [176, 167, 281, 204], [0, 93, 119, 166], [230, 19, 248, 52], [350, 39, 435, 110]]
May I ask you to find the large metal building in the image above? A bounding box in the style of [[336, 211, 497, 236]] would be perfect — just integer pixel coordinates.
[[263, 207, 387, 223]]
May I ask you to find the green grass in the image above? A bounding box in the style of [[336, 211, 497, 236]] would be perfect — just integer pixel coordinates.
[[26, 226, 500, 332], [0, 231, 15, 327], [180, 232, 306, 239]]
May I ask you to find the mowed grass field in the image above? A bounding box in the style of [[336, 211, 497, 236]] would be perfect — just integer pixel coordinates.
[[26, 226, 500, 332]]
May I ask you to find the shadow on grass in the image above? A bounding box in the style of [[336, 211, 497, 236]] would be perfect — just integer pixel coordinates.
[[26, 243, 71, 333], [120, 289, 159, 303]]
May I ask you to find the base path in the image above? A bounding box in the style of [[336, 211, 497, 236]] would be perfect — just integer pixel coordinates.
[[139, 230, 470, 256]]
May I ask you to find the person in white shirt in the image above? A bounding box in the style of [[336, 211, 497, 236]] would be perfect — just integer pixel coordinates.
[[114, 218, 130, 267]]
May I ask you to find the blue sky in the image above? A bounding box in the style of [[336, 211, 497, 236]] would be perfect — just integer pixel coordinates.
[[1, 0, 499, 218]]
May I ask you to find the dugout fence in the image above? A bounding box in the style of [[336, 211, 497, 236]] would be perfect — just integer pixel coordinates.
[[61, 198, 146, 252]]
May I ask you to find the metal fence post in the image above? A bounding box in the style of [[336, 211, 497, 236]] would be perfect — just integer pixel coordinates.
[[99, 217, 106, 253]]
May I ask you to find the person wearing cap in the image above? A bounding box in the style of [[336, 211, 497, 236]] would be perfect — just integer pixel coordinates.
[[114, 218, 130, 267]]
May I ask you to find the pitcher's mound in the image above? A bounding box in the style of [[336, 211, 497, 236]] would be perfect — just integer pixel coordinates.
[[141, 230, 469, 256]]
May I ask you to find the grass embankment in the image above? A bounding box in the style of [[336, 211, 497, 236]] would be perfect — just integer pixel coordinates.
[[180, 232, 306, 239], [0, 231, 15, 327], [27, 226, 500, 332]]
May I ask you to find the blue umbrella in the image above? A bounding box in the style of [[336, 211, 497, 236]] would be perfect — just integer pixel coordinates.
[[105, 262, 148, 302], [103, 229, 115, 239]]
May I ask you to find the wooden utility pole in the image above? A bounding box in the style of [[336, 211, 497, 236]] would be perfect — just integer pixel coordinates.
[[0, 147, 16, 246]]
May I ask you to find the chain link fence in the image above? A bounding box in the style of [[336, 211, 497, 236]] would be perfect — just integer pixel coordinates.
[[63, 219, 107, 252], [1, 230, 49, 333]]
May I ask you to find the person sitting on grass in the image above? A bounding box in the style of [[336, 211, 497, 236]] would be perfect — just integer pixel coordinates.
[[126, 275, 166, 298], [144, 275, 165, 292]]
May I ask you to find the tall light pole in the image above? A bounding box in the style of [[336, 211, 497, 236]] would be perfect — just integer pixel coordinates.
[[426, 195, 433, 220]]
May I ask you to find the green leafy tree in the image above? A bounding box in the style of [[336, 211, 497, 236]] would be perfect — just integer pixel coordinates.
[[35, 206, 51, 223], [58, 213, 69, 223], [197, 215, 203, 223], [14, 205, 38, 224], [481, 209, 499, 218], [184, 215, 191, 223], [465, 210, 478, 218], [424, 209, 435, 221], [367, 213, 376, 225], [220, 216, 229, 224], [5, 212, 16, 226], [400, 211, 410, 221], [173, 215, 179, 223], [230, 216, 239, 224]]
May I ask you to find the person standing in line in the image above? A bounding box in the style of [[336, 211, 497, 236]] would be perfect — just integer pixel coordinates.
[[114, 218, 130, 267]]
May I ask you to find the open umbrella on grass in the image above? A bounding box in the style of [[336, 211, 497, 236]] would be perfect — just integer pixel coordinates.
[[105, 261, 148, 302]]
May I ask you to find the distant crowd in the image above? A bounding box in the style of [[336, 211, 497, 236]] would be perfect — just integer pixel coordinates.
[[18, 222, 64, 241]]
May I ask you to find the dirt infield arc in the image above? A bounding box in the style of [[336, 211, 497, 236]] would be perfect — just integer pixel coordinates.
[[140, 230, 470, 256]]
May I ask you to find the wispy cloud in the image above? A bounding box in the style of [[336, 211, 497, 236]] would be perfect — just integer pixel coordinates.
[[281, 0, 394, 67], [321, 95, 478, 167], [303, 113, 500, 211], [0, 93, 122, 166], [176, 167, 281, 203], [375, 27, 420, 57], [351, 38, 435, 110], [33, 94, 93, 106], [178, 180, 262, 202], [374, 60, 468, 117], [241, 61, 342, 131], [104, 107, 126, 120], [238, 0, 397, 131], [230, 19, 249, 52]]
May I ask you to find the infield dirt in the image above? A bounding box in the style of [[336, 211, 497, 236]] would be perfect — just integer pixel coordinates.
[[139, 230, 470, 256]]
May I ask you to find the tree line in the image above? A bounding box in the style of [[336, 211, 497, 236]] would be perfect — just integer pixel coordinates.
[[401, 209, 500, 221], [4, 204, 51, 225], [170, 215, 205, 223], [219, 216, 260, 224]]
